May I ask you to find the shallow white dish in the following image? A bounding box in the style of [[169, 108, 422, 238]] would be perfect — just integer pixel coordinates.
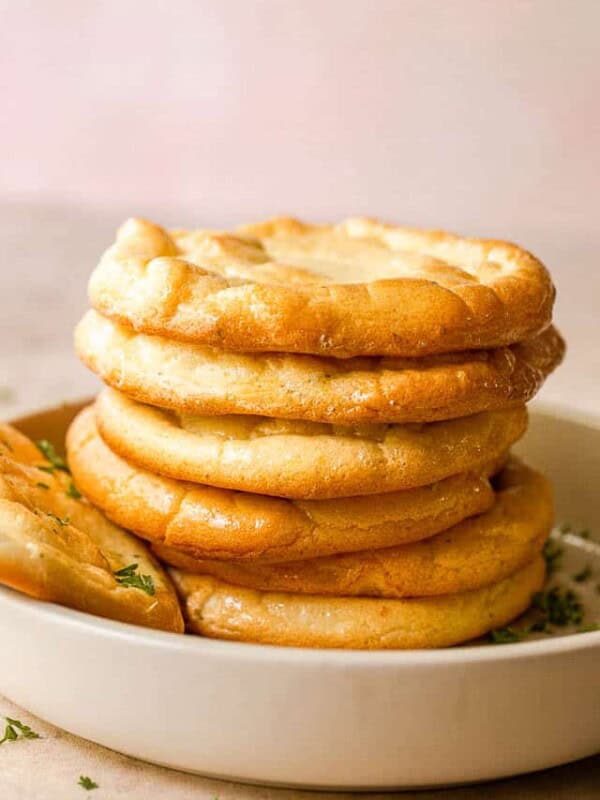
[[0, 402, 598, 790]]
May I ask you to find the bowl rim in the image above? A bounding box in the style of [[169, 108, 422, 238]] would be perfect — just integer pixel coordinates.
[[2, 399, 599, 667]]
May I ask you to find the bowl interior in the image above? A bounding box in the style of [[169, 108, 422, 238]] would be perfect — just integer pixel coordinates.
[[7, 399, 600, 655]]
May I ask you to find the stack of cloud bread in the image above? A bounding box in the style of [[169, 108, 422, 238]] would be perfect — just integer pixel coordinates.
[[68, 216, 565, 649]]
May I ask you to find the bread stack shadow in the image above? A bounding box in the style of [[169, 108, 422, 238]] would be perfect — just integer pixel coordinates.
[[68, 216, 565, 648]]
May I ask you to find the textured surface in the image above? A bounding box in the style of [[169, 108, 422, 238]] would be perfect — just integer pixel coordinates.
[[0, 203, 592, 426], [89, 217, 555, 357], [172, 557, 545, 649], [77, 309, 565, 424], [95, 388, 527, 498], [1, 691, 598, 800], [67, 406, 495, 562], [156, 459, 552, 598], [0, 424, 182, 632]]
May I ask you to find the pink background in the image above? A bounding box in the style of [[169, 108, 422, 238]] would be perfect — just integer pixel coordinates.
[[0, 6, 599, 795], [2, 0, 599, 234], [1, 1, 599, 420]]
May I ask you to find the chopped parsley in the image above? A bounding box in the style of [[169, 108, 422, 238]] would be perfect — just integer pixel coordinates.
[[36, 482, 50, 490], [0, 717, 40, 745], [489, 627, 521, 644], [78, 775, 99, 791], [558, 523, 593, 541], [578, 623, 599, 633], [533, 587, 584, 627], [488, 618, 548, 644], [46, 512, 71, 528], [0, 724, 17, 744], [114, 564, 155, 596], [35, 439, 70, 475], [572, 564, 593, 583], [526, 619, 549, 634], [37, 465, 57, 475], [491, 522, 597, 645], [542, 539, 563, 575], [489, 585, 590, 644], [66, 480, 82, 499]]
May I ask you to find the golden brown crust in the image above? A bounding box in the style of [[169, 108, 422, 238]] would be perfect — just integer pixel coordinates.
[[0, 423, 183, 633], [171, 557, 546, 649], [67, 406, 496, 563], [88, 217, 555, 358], [156, 459, 551, 598], [95, 388, 527, 499], [76, 310, 565, 425]]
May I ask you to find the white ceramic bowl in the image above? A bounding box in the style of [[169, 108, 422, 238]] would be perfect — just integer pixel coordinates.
[[0, 402, 598, 790]]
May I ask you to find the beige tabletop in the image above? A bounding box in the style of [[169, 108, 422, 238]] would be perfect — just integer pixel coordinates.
[[0, 201, 598, 798]]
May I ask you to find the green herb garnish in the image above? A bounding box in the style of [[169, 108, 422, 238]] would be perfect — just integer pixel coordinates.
[[532, 587, 584, 626], [490, 586, 588, 644], [36, 482, 50, 490], [0, 723, 17, 744], [35, 439, 70, 474], [67, 480, 82, 499], [114, 564, 155, 596], [572, 564, 593, 583], [0, 717, 40, 745], [526, 619, 549, 634], [558, 523, 593, 541], [46, 512, 70, 528], [543, 539, 563, 575], [489, 627, 521, 644], [78, 776, 99, 791], [37, 465, 56, 475], [559, 523, 572, 534]]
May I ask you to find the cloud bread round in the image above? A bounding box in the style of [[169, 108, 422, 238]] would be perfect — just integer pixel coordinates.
[[67, 406, 496, 563], [88, 217, 555, 359], [0, 423, 183, 633], [95, 388, 527, 499], [156, 459, 551, 598], [76, 310, 565, 425], [170, 557, 546, 649]]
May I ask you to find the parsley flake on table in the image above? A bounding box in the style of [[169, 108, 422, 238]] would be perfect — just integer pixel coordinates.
[[114, 563, 155, 596], [35, 439, 70, 474], [78, 775, 99, 790], [0, 723, 17, 745], [0, 717, 40, 745]]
